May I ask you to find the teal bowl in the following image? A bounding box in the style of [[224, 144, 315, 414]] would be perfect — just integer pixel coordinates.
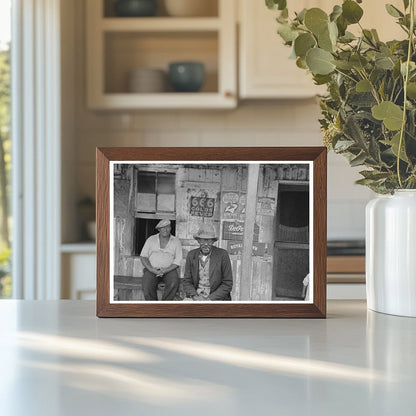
[[168, 62, 205, 92], [114, 0, 157, 17]]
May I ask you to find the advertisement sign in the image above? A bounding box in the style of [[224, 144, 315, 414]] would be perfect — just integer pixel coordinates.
[[190, 196, 215, 217], [257, 197, 276, 216], [222, 221, 244, 241], [222, 192, 246, 220]]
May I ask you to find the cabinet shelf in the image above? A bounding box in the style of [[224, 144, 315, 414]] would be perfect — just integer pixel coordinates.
[[92, 92, 235, 110], [86, 0, 236, 109], [101, 17, 221, 32]]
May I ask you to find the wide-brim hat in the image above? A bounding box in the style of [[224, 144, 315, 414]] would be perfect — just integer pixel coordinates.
[[155, 219, 171, 229], [193, 224, 218, 241]]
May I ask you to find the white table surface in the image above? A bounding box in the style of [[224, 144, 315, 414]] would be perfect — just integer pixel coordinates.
[[0, 300, 415, 416]]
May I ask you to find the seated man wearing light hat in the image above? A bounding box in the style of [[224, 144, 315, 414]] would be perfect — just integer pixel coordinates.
[[140, 219, 182, 301], [183, 223, 233, 301]]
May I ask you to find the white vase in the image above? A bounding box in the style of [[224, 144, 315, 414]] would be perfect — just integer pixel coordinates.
[[366, 190, 416, 317]]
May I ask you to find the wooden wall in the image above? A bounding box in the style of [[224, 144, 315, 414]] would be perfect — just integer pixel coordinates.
[[113, 163, 310, 301]]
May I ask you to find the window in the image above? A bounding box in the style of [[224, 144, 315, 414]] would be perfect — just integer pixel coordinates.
[[136, 170, 175, 213], [0, 0, 11, 298], [135, 169, 177, 255]]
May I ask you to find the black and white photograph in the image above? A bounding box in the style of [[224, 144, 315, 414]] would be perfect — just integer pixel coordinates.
[[110, 161, 313, 303]]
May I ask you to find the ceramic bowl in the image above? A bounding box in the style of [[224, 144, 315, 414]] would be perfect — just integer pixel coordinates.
[[168, 62, 205, 92], [114, 0, 158, 17], [128, 68, 167, 93]]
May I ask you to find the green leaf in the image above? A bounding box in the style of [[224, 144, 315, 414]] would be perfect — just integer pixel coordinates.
[[277, 23, 298, 43], [407, 82, 416, 99], [294, 33, 316, 58], [336, 15, 348, 36], [318, 27, 334, 52], [350, 54, 368, 70], [356, 79, 372, 92], [306, 48, 335, 75], [359, 170, 391, 180], [334, 140, 355, 151], [296, 8, 307, 23], [330, 5, 342, 22], [371, 29, 380, 43], [328, 21, 338, 44], [403, 0, 409, 10], [304, 8, 329, 35], [342, 0, 364, 24], [363, 29, 376, 46], [385, 4, 404, 18], [296, 57, 308, 69], [313, 74, 332, 85], [266, 0, 287, 11], [339, 31, 356, 43], [401, 61, 416, 76], [372, 101, 404, 131], [332, 59, 351, 70], [375, 56, 395, 70], [369, 136, 382, 163], [350, 152, 368, 167], [389, 132, 409, 162], [343, 114, 367, 147]]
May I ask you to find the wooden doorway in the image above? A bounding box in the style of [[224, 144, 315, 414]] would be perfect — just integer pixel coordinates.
[[273, 183, 309, 300]]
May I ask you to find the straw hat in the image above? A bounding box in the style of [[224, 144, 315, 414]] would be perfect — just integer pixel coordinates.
[[193, 224, 218, 241]]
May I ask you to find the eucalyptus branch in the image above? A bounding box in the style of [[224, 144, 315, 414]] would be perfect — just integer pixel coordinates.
[[334, 68, 359, 84], [358, 69, 381, 104], [397, 0, 415, 187], [390, 79, 398, 101]]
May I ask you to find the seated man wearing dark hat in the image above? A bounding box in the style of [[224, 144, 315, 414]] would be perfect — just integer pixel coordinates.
[[183, 224, 233, 301], [140, 219, 182, 301]]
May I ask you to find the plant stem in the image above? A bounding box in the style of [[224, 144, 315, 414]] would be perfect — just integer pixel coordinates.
[[397, 0, 415, 188]]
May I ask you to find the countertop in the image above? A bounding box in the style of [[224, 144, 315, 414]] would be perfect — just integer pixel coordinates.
[[0, 300, 415, 415]]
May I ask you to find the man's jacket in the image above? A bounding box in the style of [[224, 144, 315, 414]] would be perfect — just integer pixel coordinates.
[[183, 246, 233, 300]]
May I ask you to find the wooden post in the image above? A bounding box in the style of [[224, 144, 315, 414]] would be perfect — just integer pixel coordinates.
[[240, 164, 260, 300]]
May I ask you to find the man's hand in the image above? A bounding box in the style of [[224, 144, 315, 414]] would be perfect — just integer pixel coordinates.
[[155, 267, 164, 277]]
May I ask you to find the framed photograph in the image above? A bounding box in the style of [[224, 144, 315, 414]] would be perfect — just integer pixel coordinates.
[[96, 147, 327, 318]]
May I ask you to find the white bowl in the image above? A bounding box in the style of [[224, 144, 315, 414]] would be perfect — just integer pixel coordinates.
[[164, 0, 217, 17], [128, 68, 167, 93]]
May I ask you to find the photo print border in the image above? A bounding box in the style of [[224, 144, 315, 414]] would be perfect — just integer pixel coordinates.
[[96, 147, 327, 318]]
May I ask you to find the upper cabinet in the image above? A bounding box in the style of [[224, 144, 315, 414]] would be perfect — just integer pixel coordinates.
[[86, 0, 237, 109], [239, 0, 326, 99], [238, 0, 405, 100]]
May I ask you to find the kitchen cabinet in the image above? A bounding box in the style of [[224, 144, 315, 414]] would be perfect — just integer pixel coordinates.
[[238, 0, 404, 99], [86, 0, 237, 109], [239, 0, 325, 99], [61, 244, 96, 300]]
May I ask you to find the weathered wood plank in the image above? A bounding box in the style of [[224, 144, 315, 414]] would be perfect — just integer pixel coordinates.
[[240, 164, 259, 300]]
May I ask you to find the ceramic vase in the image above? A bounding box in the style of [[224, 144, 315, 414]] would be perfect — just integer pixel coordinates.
[[366, 190, 416, 317]]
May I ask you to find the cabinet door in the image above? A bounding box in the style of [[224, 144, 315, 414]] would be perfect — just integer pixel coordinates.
[[239, 0, 404, 99], [239, 0, 326, 99], [62, 253, 96, 300]]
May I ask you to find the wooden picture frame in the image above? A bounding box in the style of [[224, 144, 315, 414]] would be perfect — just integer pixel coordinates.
[[96, 147, 327, 317]]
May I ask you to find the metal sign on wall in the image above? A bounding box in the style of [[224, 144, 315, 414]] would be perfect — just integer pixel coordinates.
[[222, 192, 246, 220], [190, 196, 215, 217], [222, 221, 245, 241]]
